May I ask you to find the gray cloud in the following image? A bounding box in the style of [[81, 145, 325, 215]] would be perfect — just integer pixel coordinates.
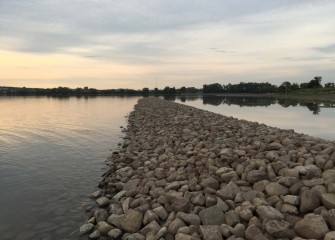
[[315, 44, 335, 53]]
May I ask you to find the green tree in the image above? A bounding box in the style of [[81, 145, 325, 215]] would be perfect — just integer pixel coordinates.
[[325, 82, 335, 88], [279, 81, 292, 93], [307, 76, 323, 88]]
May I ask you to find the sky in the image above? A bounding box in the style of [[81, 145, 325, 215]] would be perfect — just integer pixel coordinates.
[[0, 0, 335, 89]]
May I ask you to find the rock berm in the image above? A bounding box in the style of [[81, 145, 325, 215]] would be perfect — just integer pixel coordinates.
[[81, 98, 335, 240]]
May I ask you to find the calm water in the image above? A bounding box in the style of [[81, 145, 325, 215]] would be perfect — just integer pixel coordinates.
[[0, 96, 140, 240], [171, 95, 335, 141], [0, 95, 334, 240]]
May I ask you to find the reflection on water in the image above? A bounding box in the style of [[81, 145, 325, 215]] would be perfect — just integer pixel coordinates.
[[172, 95, 335, 140], [171, 95, 335, 115], [0, 96, 140, 240]]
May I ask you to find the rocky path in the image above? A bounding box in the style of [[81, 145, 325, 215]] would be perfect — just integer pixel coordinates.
[[80, 97, 335, 240]]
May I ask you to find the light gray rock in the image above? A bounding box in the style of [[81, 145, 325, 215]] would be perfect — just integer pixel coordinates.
[[96, 197, 110, 207], [143, 210, 159, 226], [90, 190, 101, 199], [256, 205, 285, 221], [217, 181, 239, 200], [108, 228, 123, 239], [94, 209, 108, 223], [89, 230, 100, 239], [79, 223, 95, 235], [152, 206, 168, 220], [239, 209, 253, 221], [113, 190, 127, 201]]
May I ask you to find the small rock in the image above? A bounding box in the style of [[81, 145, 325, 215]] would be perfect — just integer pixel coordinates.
[[152, 206, 168, 220], [245, 224, 268, 240], [96, 221, 113, 234], [79, 223, 95, 235], [300, 189, 320, 213], [171, 197, 191, 213], [225, 210, 240, 226], [199, 205, 226, 225], [108, 228, 123, 239], [199, 225, 222, 240], [265, 183, 288, 196], [325, 231, 335, 240], [96, 197, 110, 207], [201, 177, 219, 190], [89, 230, 100, 239], [178, 212, 201, 226], [246, 170, 268, 184], [90, 190, 101, 199], [217, 181, 239, 200], [94, 209, 108, 223], [321, 193, 335, 210], [120, 210, 143, 233], [264, 220, 293, 238], [168, 218, 186, 235], [256, 205, 284, 221]]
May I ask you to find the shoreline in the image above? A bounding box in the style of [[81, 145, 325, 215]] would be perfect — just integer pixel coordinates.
[[80, 98, 335, 239]]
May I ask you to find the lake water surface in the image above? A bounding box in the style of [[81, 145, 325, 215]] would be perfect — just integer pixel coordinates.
[[0, 95, 334, 240], [172, 95, 335, 141], [0, 96, 140, 240]]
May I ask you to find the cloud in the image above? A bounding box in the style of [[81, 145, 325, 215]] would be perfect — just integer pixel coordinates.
[[315, 44, 335, 53], [1, 0, 335, 88]]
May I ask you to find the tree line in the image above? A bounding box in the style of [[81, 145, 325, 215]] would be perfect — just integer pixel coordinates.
[[1, 76, 334, 96], [203, 76, 334, 94]]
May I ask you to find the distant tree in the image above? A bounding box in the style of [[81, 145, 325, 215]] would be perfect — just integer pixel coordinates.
[[300, 82, 309, 89], [180, 86, 186, 93], [307, 76, 323, 88], [325, 82, 335, 88], [290, 83, 300, 91], [279, 81, 292, 93], [142, 87, 149, 96], [163, 86, 176, 95], [154, 88, 159, 95], [203, 83, 224, 93]]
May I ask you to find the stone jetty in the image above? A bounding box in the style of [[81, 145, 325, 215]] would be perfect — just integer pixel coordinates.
[[80, 97, 335, 240]]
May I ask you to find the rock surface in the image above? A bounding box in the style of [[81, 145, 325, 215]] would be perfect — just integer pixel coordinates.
[[81, 98, 335, 239]]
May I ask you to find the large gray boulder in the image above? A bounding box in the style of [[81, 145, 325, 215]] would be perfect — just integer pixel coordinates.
[[294, 214, 329, 239]]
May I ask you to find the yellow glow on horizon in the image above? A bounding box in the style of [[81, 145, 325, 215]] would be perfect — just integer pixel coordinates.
[[0, 50, 152, 82]]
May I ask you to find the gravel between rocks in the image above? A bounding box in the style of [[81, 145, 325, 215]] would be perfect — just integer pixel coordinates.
[[81, 97, 335, 240]]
